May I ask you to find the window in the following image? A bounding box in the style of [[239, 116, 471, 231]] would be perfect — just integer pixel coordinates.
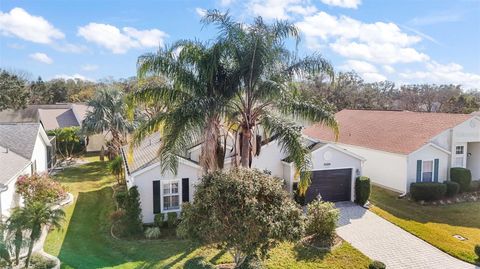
[[422, 160, 433, 182], [454, 157, 464, 168], [161, 180, 181, 212], [456, 146, 464, 155]]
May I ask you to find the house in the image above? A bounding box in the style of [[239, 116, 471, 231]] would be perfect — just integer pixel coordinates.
[[0, 123, 51, 218], [0, 103, 107, 152], [122, 132, 365, 223], [304, 109, 480, 193]]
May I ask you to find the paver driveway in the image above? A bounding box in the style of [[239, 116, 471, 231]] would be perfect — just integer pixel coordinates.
[[336, 202, 479, 269]]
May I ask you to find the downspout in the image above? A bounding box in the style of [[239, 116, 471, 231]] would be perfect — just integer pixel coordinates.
[[0, 183, 8, 223]]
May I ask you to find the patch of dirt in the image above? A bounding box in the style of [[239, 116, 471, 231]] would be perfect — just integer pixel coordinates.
[[301, 234, 343, 250]]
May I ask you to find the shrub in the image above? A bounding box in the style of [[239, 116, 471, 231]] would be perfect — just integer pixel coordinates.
[[410, 182, 446, 201], [475, 244, 480, 259], [177, 168, 304, 267], [110, 209, 125, 223], [144, 227, 161, 239], [122, 186, 143, 236], [16, 174, 67, 204], [115, 190, 127, 209], [470, 180, 480, 192], [355, 176, 371, 206], [166, 212, 178, 228], [445, 181, 460, 197], [305, 200, 339, 241], [450, 168, 472, 192], [30, 253, 57, 269], [368, 260, 386, 269], [154, 214, 163, 227], [183, 257, 216, 269]]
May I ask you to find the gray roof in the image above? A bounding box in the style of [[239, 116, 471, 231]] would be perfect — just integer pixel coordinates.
[[0, 103, 89, 130], [0, 123, 43, 159], [122, 132, 200, 175], [0, 146, 30, 184], [38, 108, 80, 130], [122, 133, 162, 174]]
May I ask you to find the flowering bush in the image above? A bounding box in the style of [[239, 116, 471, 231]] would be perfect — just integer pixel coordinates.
[[16, 173, 67, 204]]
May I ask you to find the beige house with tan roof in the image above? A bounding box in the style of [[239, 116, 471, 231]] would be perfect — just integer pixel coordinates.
[[304, 109, 480, 193]]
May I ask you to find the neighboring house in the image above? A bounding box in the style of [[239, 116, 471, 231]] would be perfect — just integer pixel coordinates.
[[122, 132, 364, 223], [304, 109, 480, 193], [0, 103, 107, 152], [0, 123, 51, 218]]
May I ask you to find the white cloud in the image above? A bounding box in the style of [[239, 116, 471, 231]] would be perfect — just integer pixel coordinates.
[[53, 42, 88, 53], [409, 13, 462, 26], [81, 64, 99, 71], [195, 8, 207, 17], [320, 0, 361, 9], [297, 12, 429, 64], [77, 23, 167, 54], [53, 73, 92, 81], [248, 0, 317, 20], [29, 52, 53, 64], [339, 60, 386, 82], [220, 0, 235, 6], [0, 7, 64, 44], [399, 61, 480, 89], [383, 65, 395, 74]]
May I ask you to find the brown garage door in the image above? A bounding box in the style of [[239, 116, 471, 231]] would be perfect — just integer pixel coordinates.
[[305, 169, 352, 203]]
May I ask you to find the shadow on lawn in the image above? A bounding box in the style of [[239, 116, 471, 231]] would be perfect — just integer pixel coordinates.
[[293, 244, 328, 262], [54, 162, 111, 183], [57, 187, 192, 269], [370, 186, 480, 229]]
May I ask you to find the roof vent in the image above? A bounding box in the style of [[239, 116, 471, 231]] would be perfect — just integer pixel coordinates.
[[3, 148, 8, 153]]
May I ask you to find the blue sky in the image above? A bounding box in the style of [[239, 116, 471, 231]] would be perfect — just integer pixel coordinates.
[[1, 0, 479, 88]]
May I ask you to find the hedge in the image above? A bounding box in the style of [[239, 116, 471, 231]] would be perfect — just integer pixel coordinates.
[[445, 181, 460, 197], [410, 182, 446, 201], [450, 168, 472, 192], [368, 260, 386, 269], [355, 176, 371, 206], [470, 180, 480, 192]]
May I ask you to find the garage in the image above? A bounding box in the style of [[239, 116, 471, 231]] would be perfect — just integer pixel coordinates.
[[305, 168, 352, 203], [285, 142, 365, 203]]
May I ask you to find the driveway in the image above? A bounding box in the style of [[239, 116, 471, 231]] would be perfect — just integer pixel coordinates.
[[335, 202, 479, 269]]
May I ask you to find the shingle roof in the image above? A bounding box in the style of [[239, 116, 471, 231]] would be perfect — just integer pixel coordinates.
[[304, 109, 474, 155], [38, 108, 80, 130], [0, 123, 42, 159], [0, 146, 30, 184], [122, 133, 162, 174]]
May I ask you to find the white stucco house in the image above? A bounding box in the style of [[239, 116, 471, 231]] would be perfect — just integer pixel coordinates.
[[304, 109, 480, 194], [122, 132, 365, 223], [0, 123, 51, 218]]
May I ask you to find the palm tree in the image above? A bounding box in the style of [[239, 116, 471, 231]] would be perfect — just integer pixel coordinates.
[[203, 11, 338, 193], [82, 88, 135, 156], [109, 156, 124, 184], [132, 39, 237, 173], [5, 209, 28, 265], [14, 202, 65, 268]]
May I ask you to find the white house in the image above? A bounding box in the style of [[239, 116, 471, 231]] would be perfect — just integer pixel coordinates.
[[0, 123, 51, 218], [122, 132, 364, 223], [304, 109, 480, 193]]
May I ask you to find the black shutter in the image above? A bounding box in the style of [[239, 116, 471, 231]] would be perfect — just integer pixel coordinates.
[[153, 180, 160, 214], [182, 178, 189, 202]]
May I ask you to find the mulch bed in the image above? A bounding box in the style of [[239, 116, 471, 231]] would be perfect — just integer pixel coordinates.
[[300, 234, 343, 251], [410, 191, 480, 206]]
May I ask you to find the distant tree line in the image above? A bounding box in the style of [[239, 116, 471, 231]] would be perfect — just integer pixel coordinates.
[[302, 71, 479, 114], [0, 69, 478, 114]]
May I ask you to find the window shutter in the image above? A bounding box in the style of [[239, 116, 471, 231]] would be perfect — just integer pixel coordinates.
[[416, 160, 422, 182], [434, 159, 439, 182], [182, 178, 189, 202], [153, 181, 160, 214]]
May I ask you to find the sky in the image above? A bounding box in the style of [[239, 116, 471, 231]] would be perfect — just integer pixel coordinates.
[[1, 0, 479, 89]]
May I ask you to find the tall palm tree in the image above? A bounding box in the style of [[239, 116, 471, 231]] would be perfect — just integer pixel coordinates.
[[202, 11, 338, 193], [83, 88, 135, 155], [15, 202, 64, 268], [132, 40, 238, 173]]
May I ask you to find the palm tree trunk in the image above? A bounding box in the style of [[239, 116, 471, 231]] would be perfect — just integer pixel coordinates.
[[25, 237, 34, 268], [200, 117, 220, 172], [240, 127, 252, 167]]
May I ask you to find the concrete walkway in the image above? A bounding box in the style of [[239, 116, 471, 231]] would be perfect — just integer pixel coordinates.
[[335, 202, 479, 269]]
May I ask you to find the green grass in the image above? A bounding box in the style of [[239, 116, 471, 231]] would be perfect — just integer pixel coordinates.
[[45, 159, 370, 269], [369, 185, 480, 264]]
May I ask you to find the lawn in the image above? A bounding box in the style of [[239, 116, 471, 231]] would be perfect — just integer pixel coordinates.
[[369, 185, 480, 264], [45, 157, 370, 269]]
